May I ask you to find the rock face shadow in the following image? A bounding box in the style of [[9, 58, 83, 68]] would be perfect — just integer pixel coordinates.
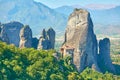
[[113, 64, 120, 75]]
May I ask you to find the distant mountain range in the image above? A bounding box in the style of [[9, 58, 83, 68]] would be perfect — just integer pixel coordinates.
[[55, 5, 120, 35], [0, 0, 120, 36], [55, 5, 120, 25], [0, 0, 67, 36]]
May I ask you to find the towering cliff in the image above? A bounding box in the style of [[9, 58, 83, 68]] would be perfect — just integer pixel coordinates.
[[37, 28, 55, 50], [0, 21, 23, 46], [47, 28, 56, 49], [61, 9, 99, 72], [19, 25, 32, 48], [97, 38, 116, 73]]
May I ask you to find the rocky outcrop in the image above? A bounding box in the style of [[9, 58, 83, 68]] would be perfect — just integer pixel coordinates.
[[97, 38, 116, 73], [0, 21, 23, 46], [61, 9, 99, 72], [37, 29, 48, 50], [37, 28, 55, 50], [0, 21, 56, 50], [47, 28, 56, 49], [19, 25, 32, 48], [0, 26, 9, 44]]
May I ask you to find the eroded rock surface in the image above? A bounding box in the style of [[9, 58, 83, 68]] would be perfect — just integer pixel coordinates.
[[98, 38, 116, 73], [37, 28, 55, 50], [0, 26, 9, 44], [19, 25, 32, 48], [0, 21, 23, 46], [62, 9, 99, 72]]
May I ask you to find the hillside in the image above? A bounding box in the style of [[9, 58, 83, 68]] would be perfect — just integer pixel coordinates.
[[0, 0, 67, 36]]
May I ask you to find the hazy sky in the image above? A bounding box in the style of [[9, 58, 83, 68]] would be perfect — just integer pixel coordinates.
[[34, 0, 120, 8]]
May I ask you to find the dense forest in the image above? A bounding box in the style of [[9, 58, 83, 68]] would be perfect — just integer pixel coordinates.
[[0, 41, 120, 80]]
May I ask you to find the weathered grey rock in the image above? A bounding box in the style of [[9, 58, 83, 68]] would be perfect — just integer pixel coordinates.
[[37, 28, 55, 50], [0, 26, 9, 44], [0, 21, 23, 46], [42, 29, 47, 39], [97, 38, 116, 73], [19, 25, 32, 48], [47, 28, 55, 49], [61, 9, 99, 72], [37, 37, 49, 50], [37, 29, 48, 50]]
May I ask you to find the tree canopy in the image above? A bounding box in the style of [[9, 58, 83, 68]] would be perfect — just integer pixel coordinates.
[[0, 41, 119, 80]]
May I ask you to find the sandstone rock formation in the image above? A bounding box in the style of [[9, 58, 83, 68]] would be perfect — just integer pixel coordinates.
[[61, 9, 99, 72], [37, 28, 55, 50], [97, 38, 116, 73], [19, 25, 32, 48], [0, 21, 23, 46]]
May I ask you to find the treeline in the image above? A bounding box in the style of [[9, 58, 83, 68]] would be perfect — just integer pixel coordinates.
[[0, 41, 120, 80]]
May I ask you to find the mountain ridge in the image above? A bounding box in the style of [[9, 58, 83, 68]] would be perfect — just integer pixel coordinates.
[[0, 0, 120, 36], [54, 5, 120, 35], [0, 0, 67, 36]]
